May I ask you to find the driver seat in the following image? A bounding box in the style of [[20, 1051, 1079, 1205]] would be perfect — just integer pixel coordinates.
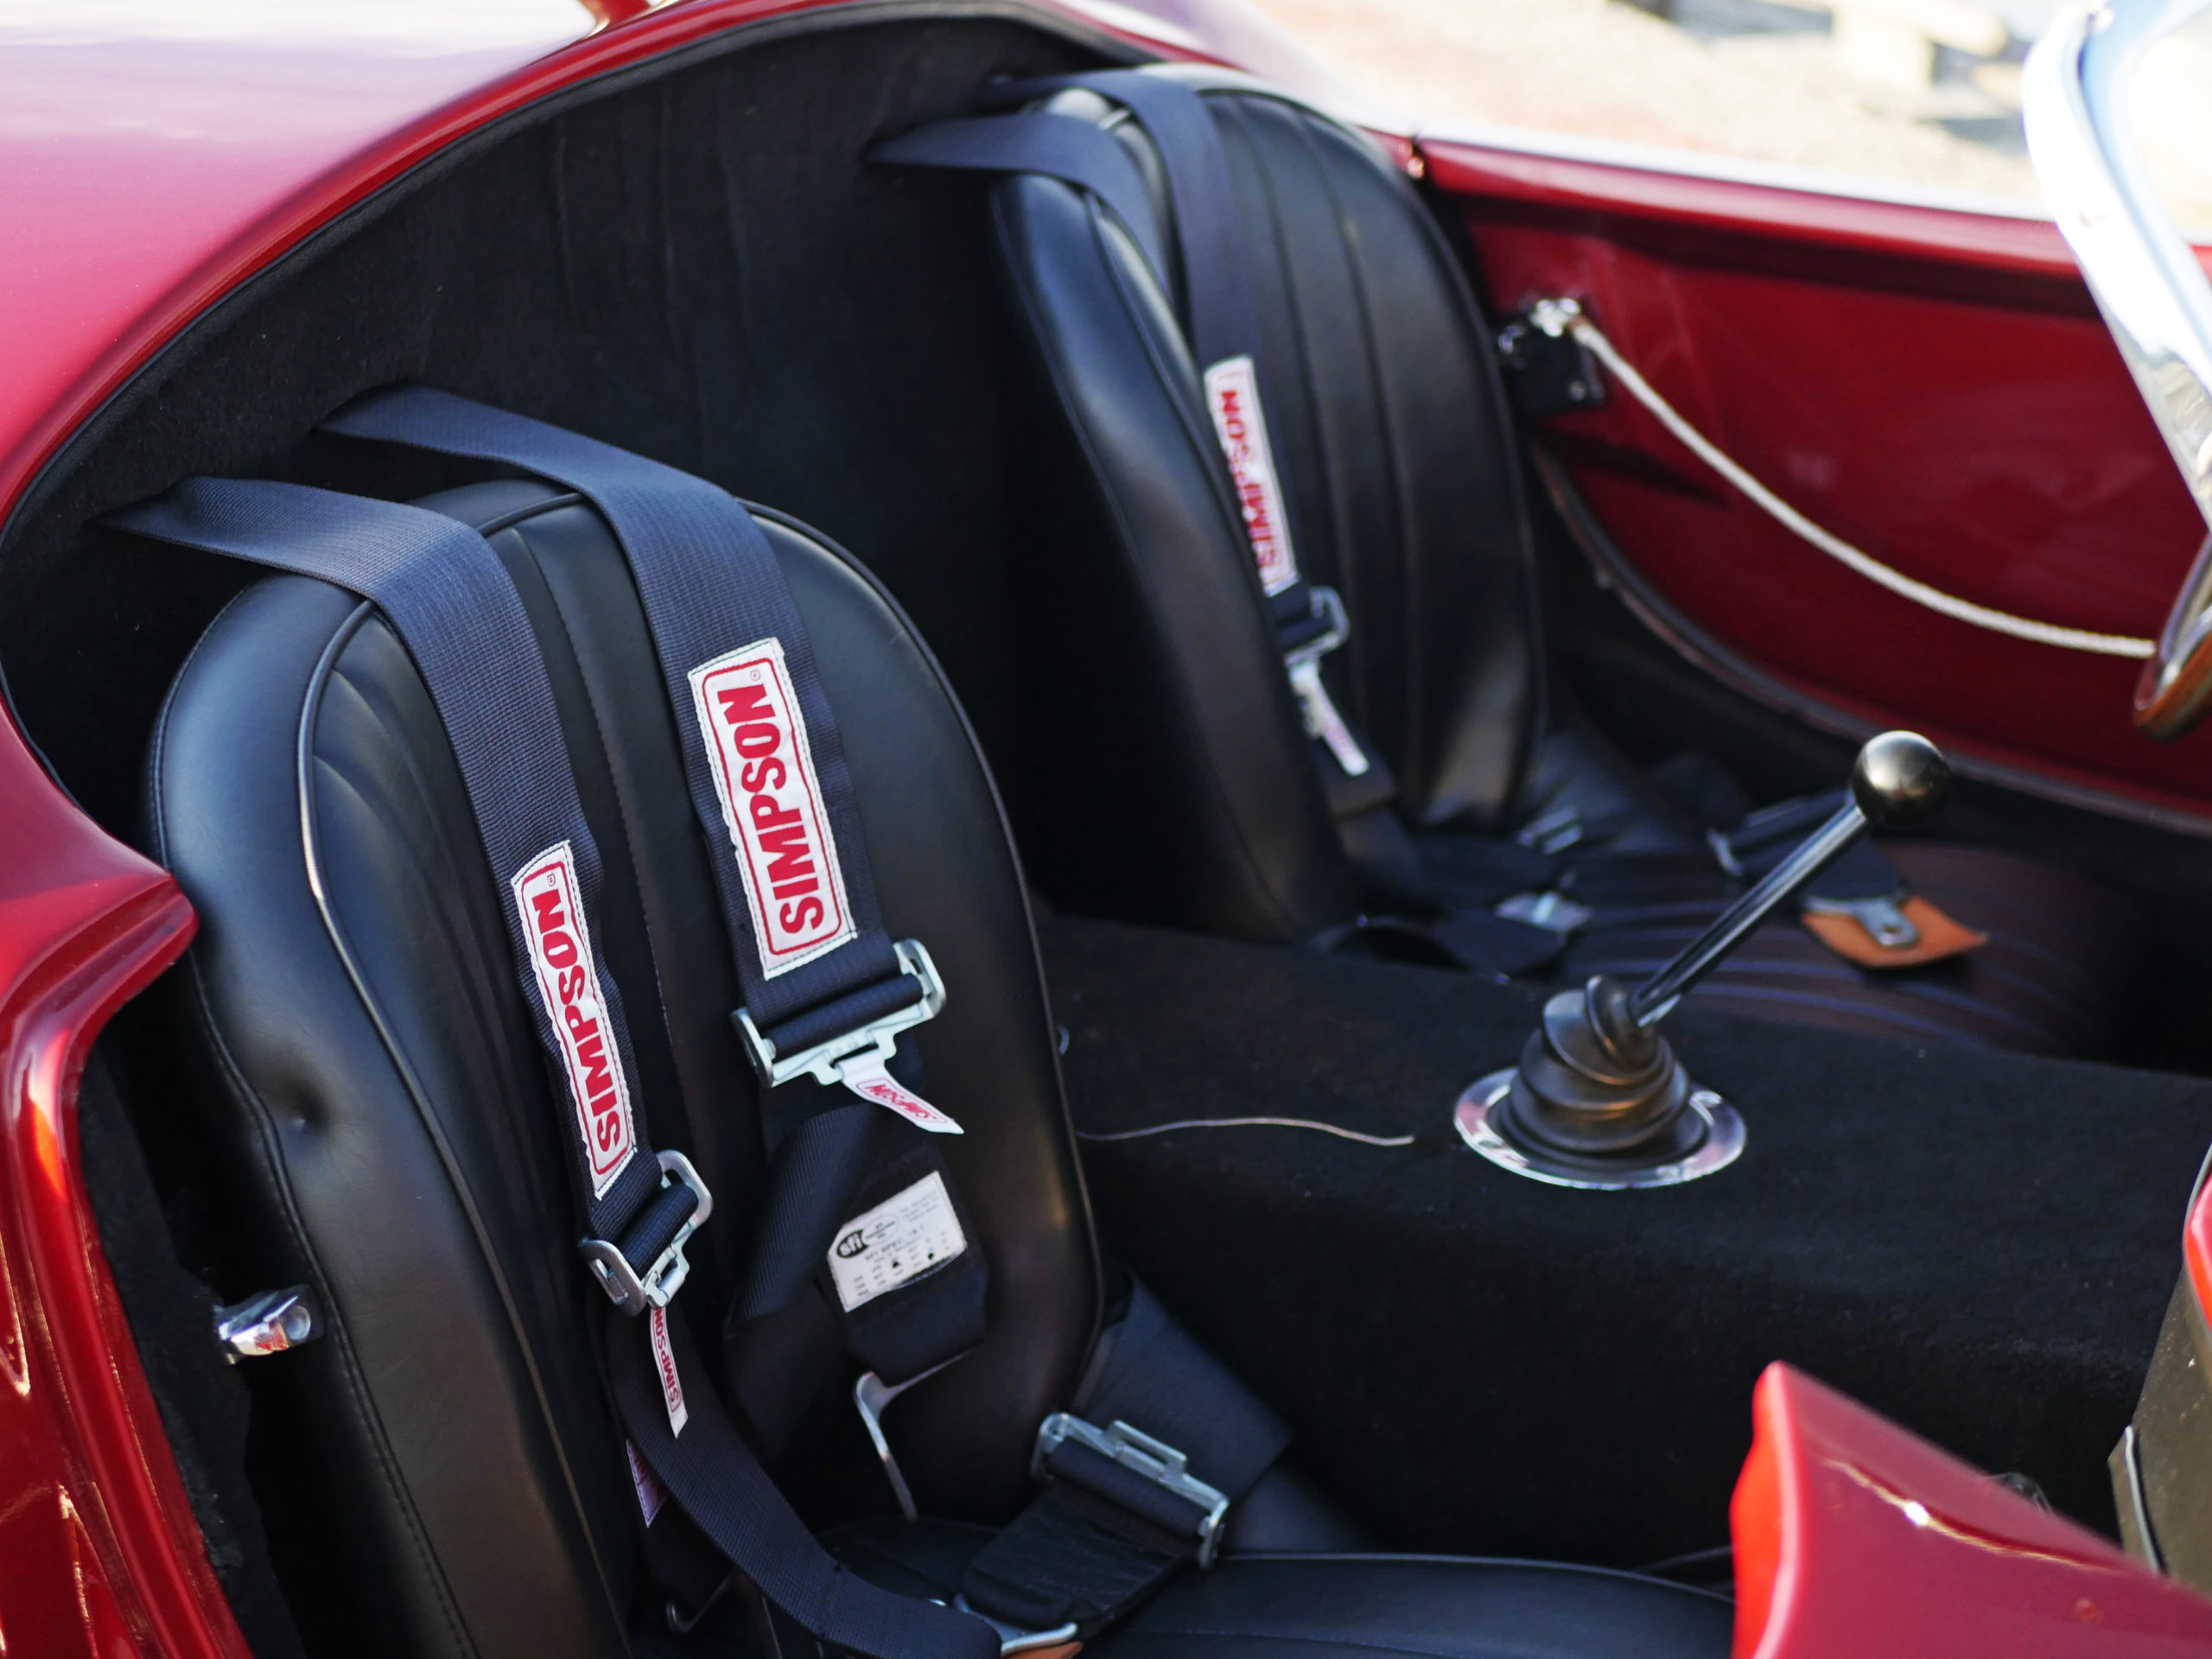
[[137, 468, 1732, 1657]]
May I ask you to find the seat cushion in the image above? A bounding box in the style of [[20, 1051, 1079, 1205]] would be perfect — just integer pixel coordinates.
[[833, 1518, 1732, 1659]]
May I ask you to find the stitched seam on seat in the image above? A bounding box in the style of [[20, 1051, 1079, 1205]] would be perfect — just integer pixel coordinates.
[[156, 595, 480, 1659], [300, 608, 628, 1649], [1297, 117, 1421, 781], [1236, 99, 1388, 747]]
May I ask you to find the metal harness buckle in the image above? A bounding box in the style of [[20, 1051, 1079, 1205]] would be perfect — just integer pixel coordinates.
[[734, 938, 945, 1089], [1032, 1414, 1232, 1568], [1282, 588, 1368, 780], [580, 1149, 715, 1317]]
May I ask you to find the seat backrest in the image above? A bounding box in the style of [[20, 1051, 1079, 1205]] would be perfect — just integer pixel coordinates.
[[144, 480, 1096, 1659], [988, 73, 1545, 935]]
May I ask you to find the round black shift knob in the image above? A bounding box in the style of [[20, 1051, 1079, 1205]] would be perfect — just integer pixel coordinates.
[[1851, 731, 1949, 829]]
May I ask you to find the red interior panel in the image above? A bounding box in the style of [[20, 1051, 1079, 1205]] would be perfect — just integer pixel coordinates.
[[1426, 135, 2212, 823]]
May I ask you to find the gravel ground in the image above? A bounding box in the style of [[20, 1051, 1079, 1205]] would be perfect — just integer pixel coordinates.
[[1239, 0, 2049, 204]]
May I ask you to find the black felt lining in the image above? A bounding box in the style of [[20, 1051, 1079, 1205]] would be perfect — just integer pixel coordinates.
[[0, 6, 1124, 845], [1039, 912, 2212, 1565]]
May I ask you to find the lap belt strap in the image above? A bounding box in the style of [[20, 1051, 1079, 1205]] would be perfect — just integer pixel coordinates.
[[108, 479, 1000, 1659], [959, 1281, 1288, 1639], [321, 391, 988, 1400], [873, 73, 1379, 787]]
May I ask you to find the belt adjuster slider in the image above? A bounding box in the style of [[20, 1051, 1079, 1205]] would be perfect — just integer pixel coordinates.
[[734, 938, 945, 1089], [1033, 1413, 1231, 1568], [1282, 585, 1350, 672], [581, 1149, 714, 1317]]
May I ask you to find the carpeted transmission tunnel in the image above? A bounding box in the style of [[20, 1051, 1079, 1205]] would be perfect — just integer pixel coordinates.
[[1039, 913, 2212, 1565]]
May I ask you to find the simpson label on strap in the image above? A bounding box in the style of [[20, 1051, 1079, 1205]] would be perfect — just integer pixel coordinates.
[[690, 637, 856, 977], [1205, 355, 1299, 594], [513, 842, 639, 1198], [326, 387, 952, 1129]]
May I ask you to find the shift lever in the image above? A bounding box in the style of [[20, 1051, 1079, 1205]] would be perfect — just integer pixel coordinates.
[[1453, 732, 1950, 1189]]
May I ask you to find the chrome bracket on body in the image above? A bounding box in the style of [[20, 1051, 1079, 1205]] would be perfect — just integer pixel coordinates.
[[581, 1149, 715, 1316], [734, 938, 944, 1090], [1033, 1413, 1231, 1568], [215, 1285, 322, 1362], [1802, 891, 1919, 950], [854, 1355, 964, 1522]]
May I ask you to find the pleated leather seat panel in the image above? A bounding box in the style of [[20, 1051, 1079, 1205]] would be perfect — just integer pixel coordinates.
[[145, 481, 1098, 1658]]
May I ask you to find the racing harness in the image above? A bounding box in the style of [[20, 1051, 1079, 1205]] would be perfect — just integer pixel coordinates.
[[873, 71, 1388, 811], [111, 391, 1286, 1652], [872, 72, 1979, 970]]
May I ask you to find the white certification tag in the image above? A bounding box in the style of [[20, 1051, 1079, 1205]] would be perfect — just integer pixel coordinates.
[[828, 1172, 968, 1312]]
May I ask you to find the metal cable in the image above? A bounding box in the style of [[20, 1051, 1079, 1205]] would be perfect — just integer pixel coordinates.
[[1551, 302, 2155, 659], [1076, 1116, 1415, 1147]]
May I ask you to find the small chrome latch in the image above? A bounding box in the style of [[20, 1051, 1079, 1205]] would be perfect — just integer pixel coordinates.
[[1495, 891, 1594, 937], [951, 1596, 1080, 1656], [734, 938, 945, 1090], [581, 1149, 714, 1317], [1803, 892, 1921, 950], [1033, 1414, 1231, 1567], [214, 1286, 321, 1363]]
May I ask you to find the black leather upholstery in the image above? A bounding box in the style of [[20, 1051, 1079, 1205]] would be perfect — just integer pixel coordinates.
[[977, 70, 2143, 1054], [833, 1520, 1732, 1659], [146, 484, 1097, 1656], [148, 480, 1724, 1658]]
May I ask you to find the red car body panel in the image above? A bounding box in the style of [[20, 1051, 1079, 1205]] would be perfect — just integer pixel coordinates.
[[0, 3, 2205, 1655], [0, 697, 210, 1659], [1734, 1364, 2212, 1657], [1428, 134, 2212, 826]]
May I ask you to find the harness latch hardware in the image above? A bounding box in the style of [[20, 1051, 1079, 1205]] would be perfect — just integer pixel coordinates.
[[1280, 588, 1368, 779], [581, 1149, 715, 1317], [1033, 1413, 1232, 1568], [214, 1286, 321, 1362], [734, 938, 946, 1090]]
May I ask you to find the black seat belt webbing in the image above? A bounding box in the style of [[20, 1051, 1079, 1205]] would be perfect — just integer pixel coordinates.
[[326, 388, 926, 1056], [870, 112, 1170, 293], [957, 1281, 1289, 1637], [874, 75, 1380, 788], [324, 391, 990, 1433], [108, 478, 999, 1659]]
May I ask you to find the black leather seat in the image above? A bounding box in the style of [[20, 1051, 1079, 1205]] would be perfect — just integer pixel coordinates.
[[142, 477, 1729, 1657], [969, 70, 2140, 1054]]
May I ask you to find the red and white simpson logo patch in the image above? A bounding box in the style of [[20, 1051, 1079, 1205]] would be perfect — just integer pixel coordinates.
[[650, 1306, 688, 1437], [512, 842, 636, 1199], [1203, 355, 1300, 595], [689, 638, 856, 979]]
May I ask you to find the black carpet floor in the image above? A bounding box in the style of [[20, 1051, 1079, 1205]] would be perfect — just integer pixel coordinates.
[[1039, 915, 2212, 1567]]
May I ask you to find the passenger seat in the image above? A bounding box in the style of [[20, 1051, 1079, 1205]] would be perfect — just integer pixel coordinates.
[[872, 66, 2142, 1056]]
